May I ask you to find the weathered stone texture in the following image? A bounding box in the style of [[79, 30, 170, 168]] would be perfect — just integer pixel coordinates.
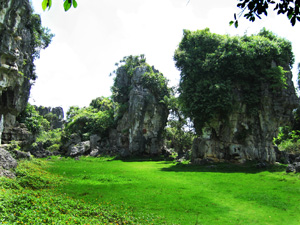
[[110, 66, 169, 156], [192, 64, 298, 163], [63, 65, 169, 157], [0, 0, 36, 143], [0, 147, 17, 178], [35, 106, 64, 129]]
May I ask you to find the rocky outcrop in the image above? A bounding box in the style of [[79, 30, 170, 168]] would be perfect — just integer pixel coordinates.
[[62, 64, 169, 157], [66, 141, 90, 157], [1, 122, 34, 147], [35, 106, 64, 129], [0, 0, 37, 144], [109, 66, 169, 156], [192, 63, 298, 164], [0, 147, 17, 178]]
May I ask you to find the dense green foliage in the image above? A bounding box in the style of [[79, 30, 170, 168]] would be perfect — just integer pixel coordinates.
[[35, 128, 62, 152], [274, 106, 300, 154], [17, 103, 50, 135], [111, 55, 170, 103], [63, 97, 115, 141], [174, 28, 294, 133], [16, 103, 62, 151], [30, 14, 54, 60], [2, 157, 298, 224], [273, 65, 300, 153]]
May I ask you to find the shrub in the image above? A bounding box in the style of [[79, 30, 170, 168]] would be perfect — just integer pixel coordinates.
[[17, 103, 50, 135], [64, 97, 115, 142], [36, 128, 62, 150], [277, 139, 300, 154]]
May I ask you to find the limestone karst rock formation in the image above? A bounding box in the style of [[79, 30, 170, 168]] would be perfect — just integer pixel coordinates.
[[111, 65, 169, 156], [192, 63, 298, 164], [66, 60, 170, 158], [35, 106, 64, 129], [0, 0, 47, 176], [63, 59, 169, 157], [0, 0, 37, 144], [0, 147, 17, 178]]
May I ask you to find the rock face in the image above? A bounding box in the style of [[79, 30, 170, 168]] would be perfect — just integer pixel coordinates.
[[0, 0, 37, 144], [35, 106, 64, 129], [192, 64, 298, 164], [0, 147, 17, 178], [1, 122, 34, 147], [63, 65, 169, 157], [110, 66, 169, 156]]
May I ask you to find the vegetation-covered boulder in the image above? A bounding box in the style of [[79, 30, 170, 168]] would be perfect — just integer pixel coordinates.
[[174, 28, 298, 163]]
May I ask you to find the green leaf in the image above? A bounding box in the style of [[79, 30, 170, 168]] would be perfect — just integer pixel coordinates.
[[234, 20, 239, 28], [42, 0, 48, 11], [229, 21, 234, 26], [64, 0, 72, 11], [73, 0, 78, 8], [48, 0, 52, 8]]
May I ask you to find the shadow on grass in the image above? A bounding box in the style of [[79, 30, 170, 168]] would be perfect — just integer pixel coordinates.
[[114, 155, 173, 162], [160, 162, 287, 174]]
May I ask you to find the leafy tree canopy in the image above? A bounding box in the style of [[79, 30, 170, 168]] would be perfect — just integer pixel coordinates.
[[232, 0, 300, 27], [174, 28, 294, 134]]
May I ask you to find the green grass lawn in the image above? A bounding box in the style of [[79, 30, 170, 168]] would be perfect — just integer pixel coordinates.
[[47, 157, 300, 225], [1, 157, 300, 224]]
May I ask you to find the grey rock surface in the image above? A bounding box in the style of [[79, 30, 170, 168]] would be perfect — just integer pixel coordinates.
[[66, 141, 91, 157], [0, 147, 17, 178], [35, 106, 64, 129], [108, 65, 169, 156], [0, 148, 17, 170], [192, 63, 298, 164], [0, 0, 38, 143]]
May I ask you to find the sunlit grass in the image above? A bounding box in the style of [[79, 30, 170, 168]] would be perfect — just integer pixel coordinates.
[[1, 156, 300, 224], [47, 157, 300, 225]]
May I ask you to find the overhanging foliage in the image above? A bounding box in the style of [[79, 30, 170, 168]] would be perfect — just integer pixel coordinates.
[[174, 28, 294, 133]]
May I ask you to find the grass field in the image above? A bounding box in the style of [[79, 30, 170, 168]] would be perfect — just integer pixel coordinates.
[[1, 156, 300, 224]]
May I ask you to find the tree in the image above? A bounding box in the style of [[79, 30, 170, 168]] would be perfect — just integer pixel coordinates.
[[232, 0, 300, 27], [163, 90, 196, 155], [174, 28, 294, 134], [42, 0, 78, 12]]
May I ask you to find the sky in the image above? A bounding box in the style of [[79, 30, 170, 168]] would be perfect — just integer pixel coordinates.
[[29, 0, 299, 114]]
